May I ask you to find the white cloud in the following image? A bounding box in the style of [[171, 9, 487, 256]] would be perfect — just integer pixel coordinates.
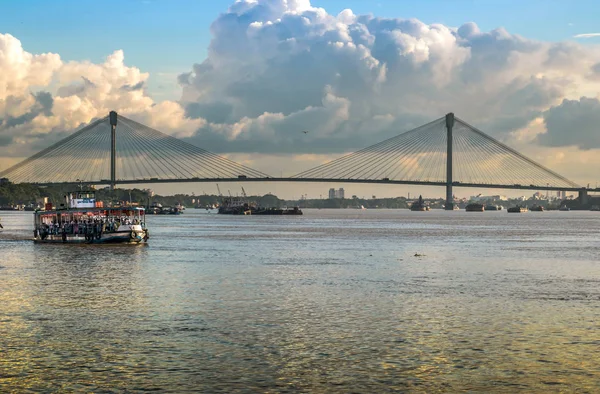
[[573, 33, 600, 38], [0, 34, 61, 101], [0, 34, 202, 159], [178, 0, 600, 159]]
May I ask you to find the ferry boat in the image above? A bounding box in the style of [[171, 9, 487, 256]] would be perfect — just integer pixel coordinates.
[[33, 191, 148, 244]]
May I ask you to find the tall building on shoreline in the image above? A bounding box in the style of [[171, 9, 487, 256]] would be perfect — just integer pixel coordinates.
[[328, 188, 345, 199]]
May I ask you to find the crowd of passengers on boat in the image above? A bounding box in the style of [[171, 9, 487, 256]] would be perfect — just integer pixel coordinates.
[[35, 215, 143, 241]]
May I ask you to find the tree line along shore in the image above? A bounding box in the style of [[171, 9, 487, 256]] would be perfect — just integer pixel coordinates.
[[0, 181, 587, 210]]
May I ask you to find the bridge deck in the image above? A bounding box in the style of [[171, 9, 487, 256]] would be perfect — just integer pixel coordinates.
[[34, 178, 590, 192]]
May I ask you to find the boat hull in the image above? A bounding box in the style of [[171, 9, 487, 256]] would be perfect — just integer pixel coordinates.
[[219, 207, 303, 215], [34, 230, 147, 244], [465, 206, 485, 212]]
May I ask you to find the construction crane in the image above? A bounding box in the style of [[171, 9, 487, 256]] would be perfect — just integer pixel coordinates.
[[241, 187, 248, 198], [216, 184, 222, 197]]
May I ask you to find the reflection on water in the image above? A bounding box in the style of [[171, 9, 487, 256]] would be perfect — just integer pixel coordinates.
[[1, 209, 600, 392]]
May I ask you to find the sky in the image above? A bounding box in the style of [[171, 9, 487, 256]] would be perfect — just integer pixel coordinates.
[[2, 0, 598, 100], [1, 0, 600, 199]]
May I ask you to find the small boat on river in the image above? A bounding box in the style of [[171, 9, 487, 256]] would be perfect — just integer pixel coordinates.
[[485, 205, 501, 211], [410, 195, 430, 211], [33, 191, 148, 244], [465, 203, 485, 212], [508, 206, 528, 213]]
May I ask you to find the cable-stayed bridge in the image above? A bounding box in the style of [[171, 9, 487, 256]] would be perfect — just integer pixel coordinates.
[[0, 111, 589, 210]]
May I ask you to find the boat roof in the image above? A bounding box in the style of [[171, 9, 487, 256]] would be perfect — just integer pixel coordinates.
[[36, 206, 145, 215]]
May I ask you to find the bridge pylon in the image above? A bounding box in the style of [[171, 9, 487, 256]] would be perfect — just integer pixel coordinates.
[[445, 112, 454, 210], [109, 111, 117, 190]]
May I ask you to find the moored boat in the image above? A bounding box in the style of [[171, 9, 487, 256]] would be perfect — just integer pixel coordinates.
[[410, 195, 430, 211], [33, 191, 148, 244], [217, 189, 303, 215], [147, 202, 162, 214], [465, 203, 485, 212], [508, 206, 528, 213], [530, 205, 544, 212], [253, 207, 303, 215], [218, 196, 256, 215]]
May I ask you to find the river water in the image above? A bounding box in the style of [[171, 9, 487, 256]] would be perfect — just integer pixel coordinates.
[[1, 209, 599, 392]]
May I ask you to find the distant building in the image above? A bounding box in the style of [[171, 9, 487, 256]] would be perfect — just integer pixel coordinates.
[[328, 187, 345, 199], [470, 194, 508, 202]]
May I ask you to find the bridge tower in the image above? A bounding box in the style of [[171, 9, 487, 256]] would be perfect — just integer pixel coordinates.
[[579, 188, 589, 206], [109, 111, 117, 190], [445, 112, 454, 210]]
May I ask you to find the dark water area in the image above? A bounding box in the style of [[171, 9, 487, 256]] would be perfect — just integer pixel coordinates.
[[1, 209, 600, 392]]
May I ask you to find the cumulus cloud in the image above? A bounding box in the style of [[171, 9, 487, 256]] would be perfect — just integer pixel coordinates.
[[177, 0, 600, 155], [0, 33, 201, 158], [538, 97, 600, 149]]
